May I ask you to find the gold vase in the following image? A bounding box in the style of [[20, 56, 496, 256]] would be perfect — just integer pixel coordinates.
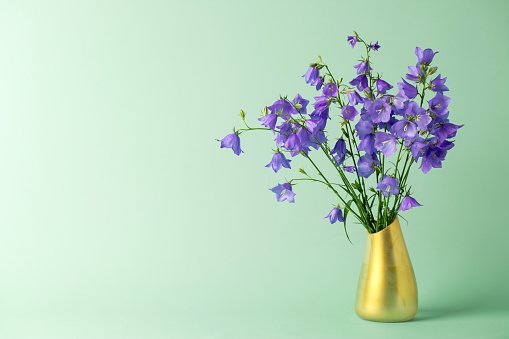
[[355, 216, 418, 322]]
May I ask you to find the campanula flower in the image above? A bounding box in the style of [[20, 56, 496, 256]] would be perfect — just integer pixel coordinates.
[[265, 151, 291, 173], [376, 79, 393, 94], [341, 105, 359, 121], [366, 98, 391, 123], [354, 60, 372, 75], [397, 79, 418, 99], [217, 133, 242, 156], [415, 47, 438, 65], [344, 166, 355, 173], [312, 76, 324, 91], [330, 139, 347, 157], [374, 132, 397, 157], [355, 120, 374, 139], [325, 207, 345, 224], [419, 145, 446, 174], [358, 134, 376, 154], [284, 134, 302, 157], [376, 175, 400, 197], [347, 35, 358, 48], [369, 41, 381, 51], [268, 99, 299, 119], [348, 91, 364, 106], [430, 74, 449, 93], [258, 113, 278, 132], [292, 93, 310, 115], [357, 154, 376, 178], [350, 74, 369, 92], [270, 183, 295, 203], [405, 66, 424, 82], [323, 82, 338, 98], [428, 93, 451, 116], [302, 66, 319, 84], [398, 196, 422, 212]]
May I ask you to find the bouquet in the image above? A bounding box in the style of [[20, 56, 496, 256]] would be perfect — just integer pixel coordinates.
[[217, 31, 462, 236]]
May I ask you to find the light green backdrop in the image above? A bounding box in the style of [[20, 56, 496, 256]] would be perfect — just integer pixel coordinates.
[[0, 0, 507, 338]]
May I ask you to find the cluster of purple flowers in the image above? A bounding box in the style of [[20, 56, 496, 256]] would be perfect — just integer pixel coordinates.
[[218, 32, 462, 232]]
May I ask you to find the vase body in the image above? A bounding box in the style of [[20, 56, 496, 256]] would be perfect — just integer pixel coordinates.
[[355, 217, 418, 322]]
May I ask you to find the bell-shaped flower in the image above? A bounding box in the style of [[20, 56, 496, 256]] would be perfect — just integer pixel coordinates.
[[419, 145, 447, 174], [312, 76, 324, 91], [270, 183, 296, 203], [354, 60, 372, 75], [330, 139, 347, 157], [369, 41, 381, 51], [325, 207, 345, 224], [398, 196, 422, 212], [292, 94, 310, 115], [348, 91, 364, 106], [302, 66, 319, 84], [347, 35, 358, 48], [284, 134, 302, 157], [405, 65, 424, 82], [358, 134, 376, 154], [217, 133, 242, 156], [367, 98, 391, 123], [355, 120, 374, 139], [397, 79, 418, 99], [374, 132, 397, 157], [357, 154, 376, 178], [344, 166, 355, 173], [431, 74, 449, 94], [342, 105, 359, 121], [428, 93, 451, 116], [265, 151, 291, 173], [268, 99, 299, 120], [376, 175, 400, 198], [323, 82, 338, 98], [350, 74, 369, 92], [376, 79, 393, 94], [415, 47, 438, 65], [258, 113, 278, 132]]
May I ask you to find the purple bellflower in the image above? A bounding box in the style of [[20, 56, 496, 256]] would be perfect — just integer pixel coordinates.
[[270, 183, 295, 203], [350, 74, 369, 92], [367, 98, 391, 123], [348, 91, 364, 106], [397, 79, 418, 99], [405, 66, 424, 82], [342, 105, 359, 121], [292, 93, 310, 115], [355, 120, 374, 139], [357, 154, 376, 178], [428, 92, 451, 116], [265, 151, 291, 173], [268, 99, 298, 120], [302, 66, 319, 84], [330, 139, 347, 157], [398, 196, 422, 212], [312, 76, 324, 91], [323, 82, 338, 98], [284, 134, 302, 157], [325, 207, 345, 224], [354, 60, 372, 75], [258, 113, 278, 132], [374, 132, 397, 157], [217, 133, 242, 156], [358, 134, 376, 154], [369, 41, 381, 51], [344, 166, 355, 173], [376, 79, 393, 94], [415, 47, 438, 65], [431, 74, 449, 93], [419, 145, 447, 174], [347, 35, 358, 48], [376, 175, 400, 197]]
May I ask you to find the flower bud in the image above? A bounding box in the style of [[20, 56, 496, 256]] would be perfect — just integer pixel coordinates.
[[299, 168, 307, 175], [429, 66, 438, 75], [240, 109, 245, 120], [262, 106, 269, 116], [342, 88, 356, 94], [294, 103, 302, 109], [315, 64, 324, 70], [317, 55, 322, 62]]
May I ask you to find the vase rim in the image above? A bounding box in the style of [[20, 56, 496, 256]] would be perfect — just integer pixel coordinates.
[[367, 215, 400, 236]]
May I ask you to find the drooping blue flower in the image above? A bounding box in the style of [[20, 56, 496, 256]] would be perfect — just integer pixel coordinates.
[[217, 133, 242, 156], [312, 76, 324, 91], [348, 91, 364, 106], [284, 134, 302, 157], [419, 145, 447, 174], [258, 113, 278, 132], [270, 183, 295, 203], [341, 105, 359, 121], [268, 99, 299, 119], [344, 166, 355, 173], [330, 139, 347, 157], [431, 74, 449, 94], [325, 207, 345, 224], [435, 122, 463, 141], [333, 154, 346, 166], [347, 35, 358, 48], [398, 196, 422, 212], [350, 74, 369, 92], [415, 47, 438, 65], [358, 134, 376, 154], [397, 79, 418, 99], [376, 175, 400, 197], [374, 131, 397, 157], [357, 154, 376, 178], [354, 60, 372, 75], [302, 66, 319, 84], [428, 92, 451, 116], [376, 79, 393, 94], [323, 82, 338, 98], [355, 120, 374, 139], [265, 151, 291, 173], [369, 41, 381, 51]]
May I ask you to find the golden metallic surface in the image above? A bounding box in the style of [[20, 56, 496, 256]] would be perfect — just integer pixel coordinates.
[[355, 217, 418, 322]]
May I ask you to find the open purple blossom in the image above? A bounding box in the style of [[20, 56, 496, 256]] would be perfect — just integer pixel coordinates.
[[342, 105, 359, 121], [323, 82, 338, 98], [369, 41, 380, 51], [397, 79, 418, 99], [358, 134, 376, 154], [419, 145, 447, 174], [347, 35, 358, 48], [415, 47, 438, 65], [405, 66, 424, 82], [374, 132, 397, 157], [265, 151, 291, 173], [325, 207, 345, 223], [258, 113, 278, 132], [348, 91, 364, 106], [366, 98, 391, 123], [268, 99, 299, 119], [355, 120, 374, 139], [350, 74, 369, 92], [292, 93, 310, 115], [376, 176, 400, 197], [431, 74, 449, 94], [354, 60, 372, 75], [398, 196, 422, 212], [376, 79, 393, 94], [284, 134, 302, 157], [217, 133, 242, 156], [428, 92, 451, 116], [357, 154, 376, 178], [302, 66, 319, 84], [270, 183, 295, 203]]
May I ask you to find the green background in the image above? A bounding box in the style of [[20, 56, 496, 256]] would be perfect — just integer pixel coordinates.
[[0, 0, 507, 338]]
